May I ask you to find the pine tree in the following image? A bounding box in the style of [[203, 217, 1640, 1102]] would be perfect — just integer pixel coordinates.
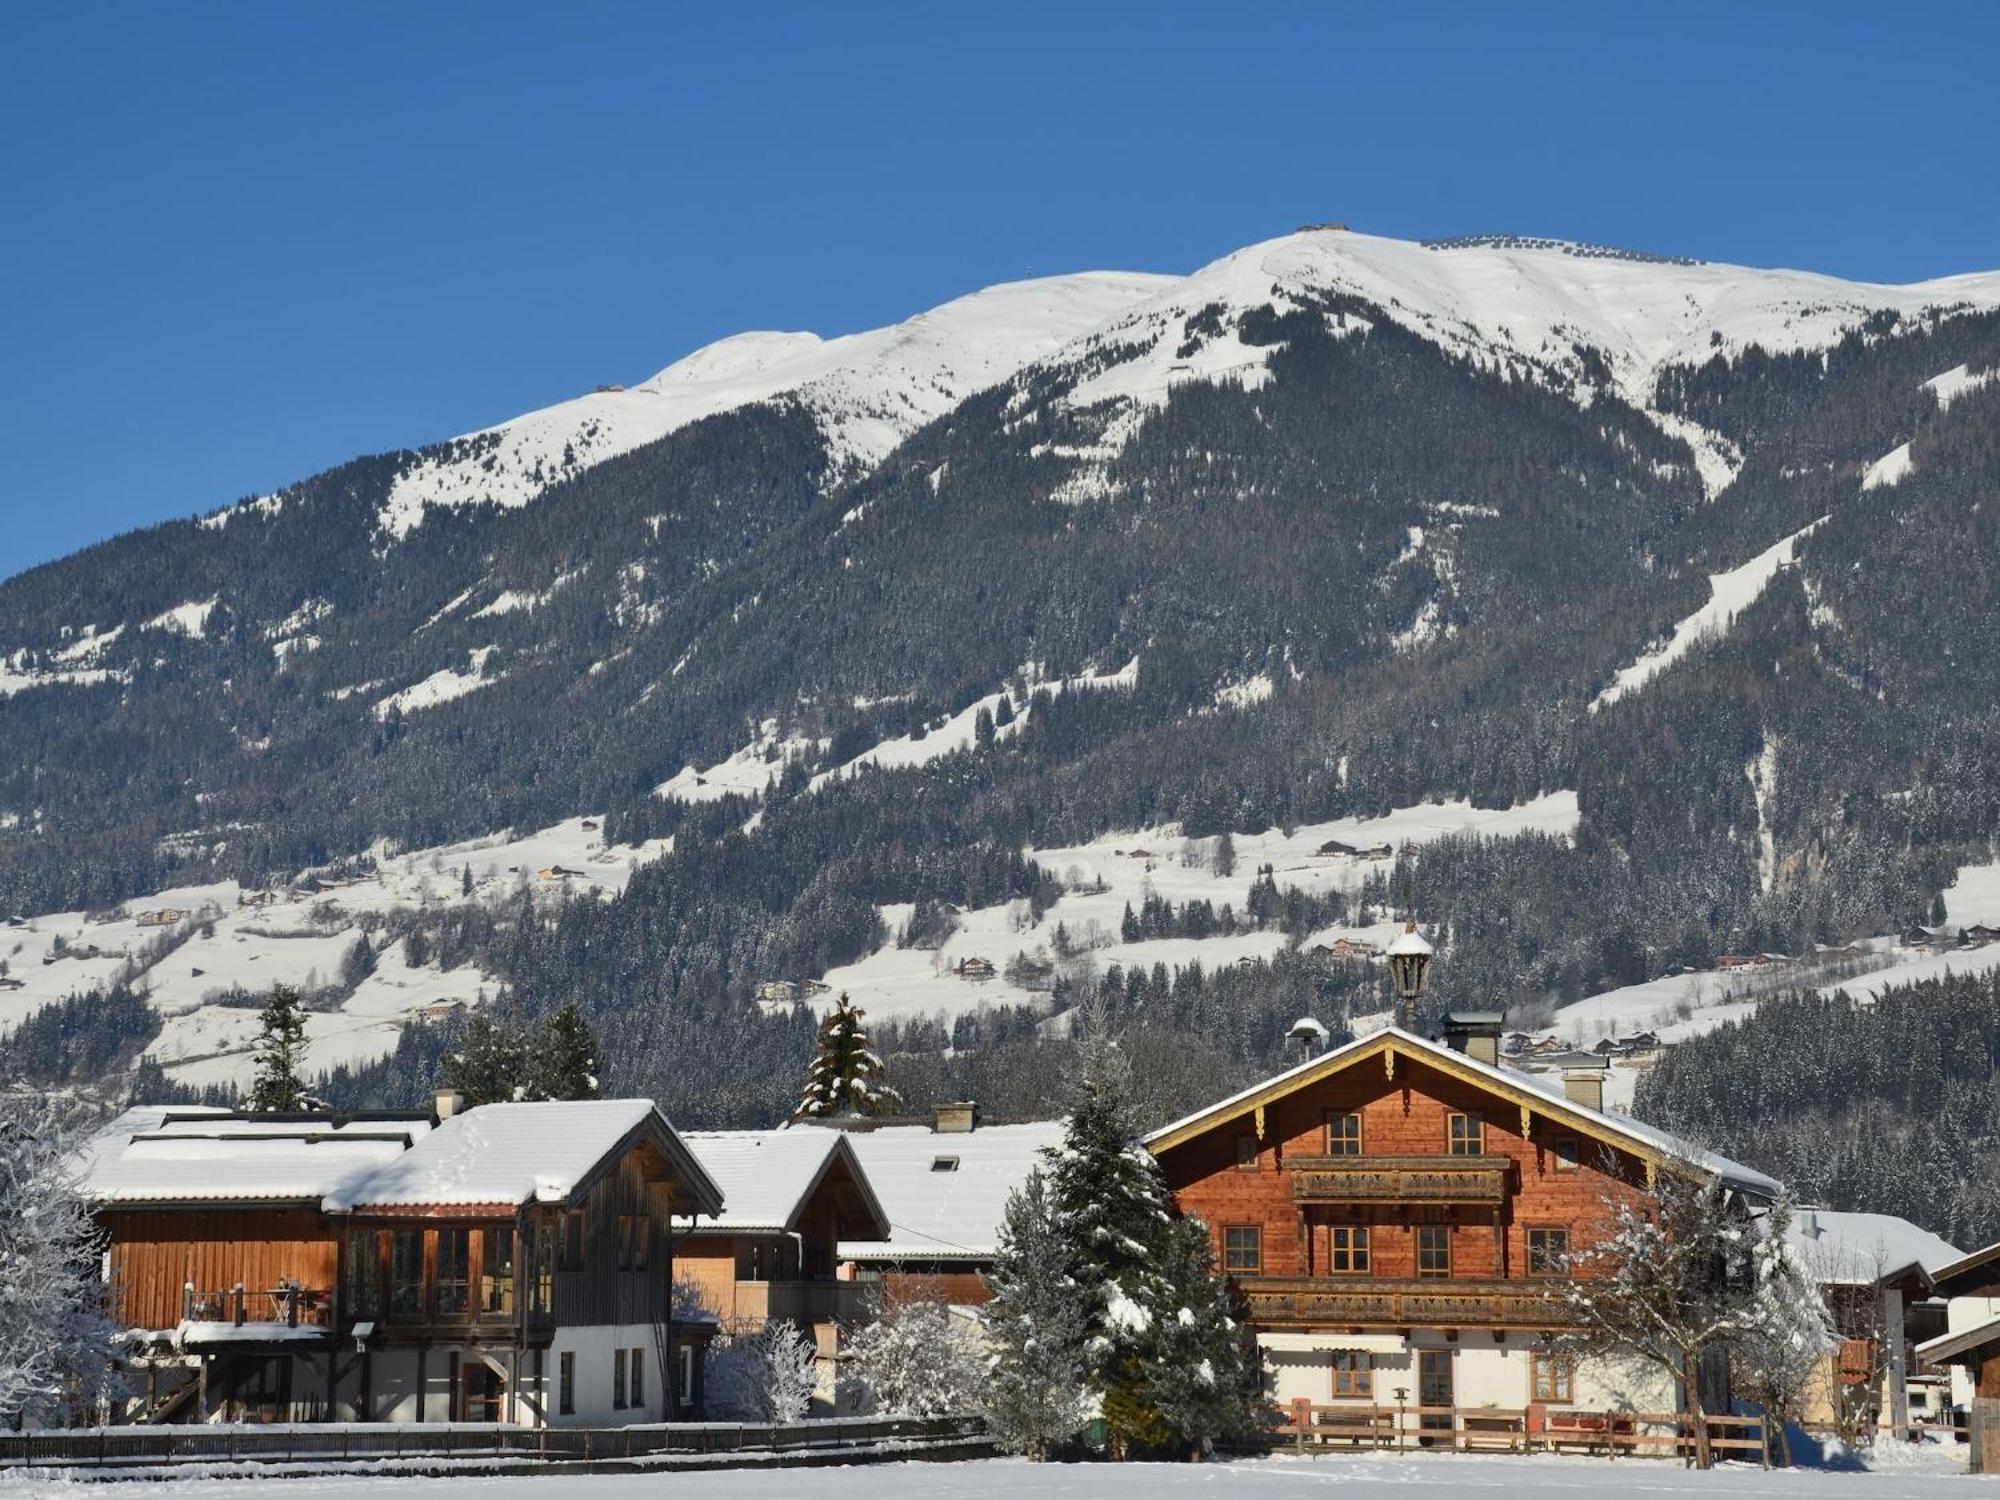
[[1041, 1036, 1177, 1452], [982, 1168, 1093, 1458], [248, 984, 311, 1112], [527, 1004, 600, 1101], [339, 934, 375, 989], [1132, 1215, 1255, 1456], [1733, 1198, 1835, 1465], [791, 993, 900, 1120], [1213, 832, 1236, 879], [439, 1014, 529, 1105]]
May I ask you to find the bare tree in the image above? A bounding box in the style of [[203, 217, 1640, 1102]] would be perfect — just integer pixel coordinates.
[[1558, 1171, 1764, 1468]]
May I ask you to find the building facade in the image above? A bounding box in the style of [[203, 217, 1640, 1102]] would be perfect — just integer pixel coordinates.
[[1145, 1023, 1780, 1417], [84, 1097, 723, 1426]]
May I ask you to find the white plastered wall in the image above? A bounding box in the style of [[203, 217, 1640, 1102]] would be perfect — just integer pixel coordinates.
[[1259, 1330, 1675, 1413], [1945, 1295, 2000, 1411], [545, 1323, 662, 1426]]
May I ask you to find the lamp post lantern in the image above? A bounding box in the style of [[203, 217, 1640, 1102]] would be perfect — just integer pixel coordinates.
[[1386, 919, 1433, 1031]]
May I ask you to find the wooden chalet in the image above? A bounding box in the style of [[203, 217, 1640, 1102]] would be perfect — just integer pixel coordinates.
[[84, 1096, 724, 1427], [678, 1129, 887, 1334], [1782, 1208, 1962, 1431], [1144, 1022, 1780, 1416], [1919, 1238, 2000, 1470]]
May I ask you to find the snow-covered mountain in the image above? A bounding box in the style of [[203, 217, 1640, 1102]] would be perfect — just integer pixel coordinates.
[[367, 271, 1174, 538], [5, 223, 2000, 1138], [206, 229, 2000, 541]]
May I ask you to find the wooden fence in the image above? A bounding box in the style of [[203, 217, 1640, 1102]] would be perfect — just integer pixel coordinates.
[[0, 1413, 988, 1474], [1273, 1403, 1969, 1463]]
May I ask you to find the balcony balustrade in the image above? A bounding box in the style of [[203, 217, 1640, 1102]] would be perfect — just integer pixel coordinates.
[[1236, 1274, 1573, 1330], [1287, 1153, 1510, 1205]]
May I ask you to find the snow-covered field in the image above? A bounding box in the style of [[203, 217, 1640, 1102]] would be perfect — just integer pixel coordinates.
[[806, 794, 1580, 1027], [0, 1450, 1972, 1499], [0, 817, 667, 1087]]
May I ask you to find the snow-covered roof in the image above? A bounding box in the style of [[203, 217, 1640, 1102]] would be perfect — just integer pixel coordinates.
[[1144, 1025, 1783, 1198], [1917, 1313, 2000, 1370], [324, 1099, 722, 1215], [680, 1129, 889, 1238], [798, 1121, 1065, 1263], [1780, 1210, 1963, 1285], [79, 1108, 431, 1206]]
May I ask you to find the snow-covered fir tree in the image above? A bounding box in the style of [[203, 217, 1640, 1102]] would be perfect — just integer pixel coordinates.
[[248, 984, 312, 1112], [1041, 1035, 1173, 1383], [704, 1321, 817, 1422], [438, 1013, 528, 1104], [1734, 1198, 1836, 1465], [526, 1003, 599, 1101], [790, 993, 900, 1121], [843, 1295, 982, 1417], [982, 1167, 1094, 1458], [1131, 1215, 1255, 1455], [0, 1088, 121, 1426]]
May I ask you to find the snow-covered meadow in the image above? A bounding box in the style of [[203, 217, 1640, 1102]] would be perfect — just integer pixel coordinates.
[[0, 1450, 1975, 1499], [0, 817, 668, 1087]]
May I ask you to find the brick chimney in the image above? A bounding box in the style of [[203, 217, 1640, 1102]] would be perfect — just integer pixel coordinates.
[[933, 1101, 977, 1134]]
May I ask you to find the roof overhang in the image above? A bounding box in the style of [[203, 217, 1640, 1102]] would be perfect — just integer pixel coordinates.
[[1930, 1238, 2000, 1298], [1143, 1027, 1680, 1183], [1916, 1313, 2000, 1370]]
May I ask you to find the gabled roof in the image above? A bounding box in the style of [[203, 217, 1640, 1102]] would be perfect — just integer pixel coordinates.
[[1143, 1025, 1782, 1198], [79, 1108, 432, 1207], [680, 1129, 890, 1239], [1780, 1210, 1963, 1288], [797, 1120, 1065, 1263], [324, 1099, 723, 1216]]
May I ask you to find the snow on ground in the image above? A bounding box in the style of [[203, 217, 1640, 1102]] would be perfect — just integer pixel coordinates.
[[366, 271, 1172, 540], [1925, 362, 1998, 411], [657, 723, 823, 803], [1862, 443, 1913, 491], [141, 597, 218, 639], [812, 660, 1138, 793], [802, 794, 1578, 1028], [1594, 518, 1825, 710], [373, 648, 500, 719], [1942, 859, 2000, 927], [0, 1449, 1969, 1499], [0, 817, 669, 1088], [1809, 941, 2000, 1004]]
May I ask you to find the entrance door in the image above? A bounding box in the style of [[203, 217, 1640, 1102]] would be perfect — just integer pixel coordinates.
[[460, 1361, 506, 1423], [1418, 1350, 1454, 1441]]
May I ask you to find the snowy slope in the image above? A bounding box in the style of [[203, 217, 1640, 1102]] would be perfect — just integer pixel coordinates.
[[1035, 230, 2000, 501], [1593, 516, 1826, 710], [367, 272, 1174, 538]]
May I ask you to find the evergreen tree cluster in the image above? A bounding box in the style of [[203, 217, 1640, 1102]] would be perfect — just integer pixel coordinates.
[[1633, 972, 2000, 1247]]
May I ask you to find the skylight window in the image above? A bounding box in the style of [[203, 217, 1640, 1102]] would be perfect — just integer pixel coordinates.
[[930, 1155, 961, 1172]]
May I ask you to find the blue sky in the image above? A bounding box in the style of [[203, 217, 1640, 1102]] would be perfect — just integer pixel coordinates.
[[3, 1, 1997, 578]]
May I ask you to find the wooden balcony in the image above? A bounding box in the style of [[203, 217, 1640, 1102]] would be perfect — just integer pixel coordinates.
[[1236, 1275, 1574, 1330], [1287, 1154, 1510, 1206]]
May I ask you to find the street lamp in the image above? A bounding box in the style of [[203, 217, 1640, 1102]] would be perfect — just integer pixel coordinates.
[[1386, 919, 1433, 1031]]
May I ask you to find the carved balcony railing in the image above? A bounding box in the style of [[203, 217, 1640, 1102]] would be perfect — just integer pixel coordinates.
[[1287, 1154, 1510, 1205], [1235, 1275, 1575, 1330]]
